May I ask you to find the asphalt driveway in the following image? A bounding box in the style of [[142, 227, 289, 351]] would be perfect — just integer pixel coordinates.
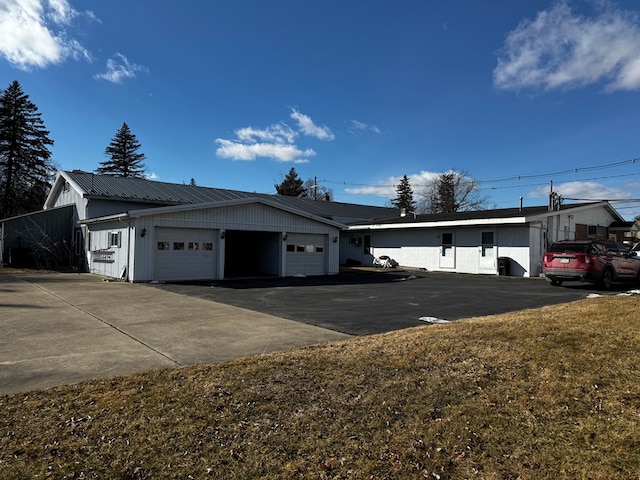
[[152, 268, 606, 336]]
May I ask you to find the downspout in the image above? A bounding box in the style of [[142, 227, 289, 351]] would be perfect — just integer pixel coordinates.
[[118, 217, 132, 282]]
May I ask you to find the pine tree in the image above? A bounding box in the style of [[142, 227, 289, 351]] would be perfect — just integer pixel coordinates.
[[275, 167, 306, 196], [97, 122, 147, 178], [0, 80, 54, 218], [391, 175, 416, 212]]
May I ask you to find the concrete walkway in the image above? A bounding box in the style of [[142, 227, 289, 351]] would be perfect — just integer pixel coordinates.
[[0, 272, 350, 395]]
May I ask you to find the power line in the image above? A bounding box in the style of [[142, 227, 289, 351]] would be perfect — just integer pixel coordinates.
[[321, 155, 640, 190]]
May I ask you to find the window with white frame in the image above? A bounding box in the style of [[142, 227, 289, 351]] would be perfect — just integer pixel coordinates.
[[109, 232, 121, 248]]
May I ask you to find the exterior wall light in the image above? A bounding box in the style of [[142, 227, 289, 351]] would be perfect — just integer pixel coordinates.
[[221, 231, 225, 239], [333, 236, 338, 243], [140, 228, 147, 238], [283, 233, 288, 241]]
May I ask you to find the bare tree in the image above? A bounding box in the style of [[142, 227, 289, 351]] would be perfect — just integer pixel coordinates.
[[420, 169, 488, 213]]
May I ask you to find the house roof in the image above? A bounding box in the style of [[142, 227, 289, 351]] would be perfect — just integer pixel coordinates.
[[81, 197, 346, 229], [348, 202, 625, 230], [608, 221, 634, 229], [47, 170, 397, 224]]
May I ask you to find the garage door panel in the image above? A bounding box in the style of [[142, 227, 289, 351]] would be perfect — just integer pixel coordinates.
[[285, 234, 327, 276], [155, 228, 217, 281]]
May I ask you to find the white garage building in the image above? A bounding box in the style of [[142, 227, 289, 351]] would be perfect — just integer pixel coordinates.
[[40, 170, 394, 282], [82, 198, 343, 282]]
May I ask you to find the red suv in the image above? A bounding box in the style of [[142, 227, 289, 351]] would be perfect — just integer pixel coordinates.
[[542, 240, 640, 289]]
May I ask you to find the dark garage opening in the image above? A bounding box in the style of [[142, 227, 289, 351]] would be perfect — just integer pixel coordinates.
[[224, 230, 281, 278]]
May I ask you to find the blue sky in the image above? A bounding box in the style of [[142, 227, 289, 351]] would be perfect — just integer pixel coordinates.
[[2, 1, 640, 219]]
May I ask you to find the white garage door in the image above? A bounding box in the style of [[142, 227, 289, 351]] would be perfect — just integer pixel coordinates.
[[154, 227, 217, 281], [285, 233, 327, 276]]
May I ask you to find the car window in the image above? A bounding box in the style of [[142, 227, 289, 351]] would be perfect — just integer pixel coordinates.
[[588, 243, 604, 255], [548, 243, 589, 253]]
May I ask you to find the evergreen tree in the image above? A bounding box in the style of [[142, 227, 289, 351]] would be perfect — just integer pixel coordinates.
[[97, 122, 147, 178], [275, 167, 306, 196], [0, 80, 54, 218], [391, 175, 416, 212]]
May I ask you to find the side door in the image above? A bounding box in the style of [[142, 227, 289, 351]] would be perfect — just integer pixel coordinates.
[[439, 232, 455, 269], [478, 231, 496, 273]]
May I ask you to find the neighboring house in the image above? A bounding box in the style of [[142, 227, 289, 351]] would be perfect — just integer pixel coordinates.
[[0, 170, 395, 281], [344, 202, 625, 278], [608, 220, 638, 246]]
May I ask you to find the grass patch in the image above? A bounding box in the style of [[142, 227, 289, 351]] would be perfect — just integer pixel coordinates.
[[2, 296, 640, 479]]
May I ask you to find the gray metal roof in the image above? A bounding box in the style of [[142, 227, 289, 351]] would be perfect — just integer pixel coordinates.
[[351, 202, 613, 226], [62, 170, 397, 224]]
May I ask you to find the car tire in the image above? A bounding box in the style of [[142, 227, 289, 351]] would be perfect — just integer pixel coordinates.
[[550, 279, 563, 286], [600, 268, 614, 290]]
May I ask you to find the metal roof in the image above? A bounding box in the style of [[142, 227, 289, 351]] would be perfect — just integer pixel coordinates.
[[60, 170, 397, 223], [350, 202, 615, 227]]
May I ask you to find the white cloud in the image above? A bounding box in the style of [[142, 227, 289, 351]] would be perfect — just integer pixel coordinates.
[[0, 0, 90, 69], [290, 108, 335, 140], [46, 0, 77, 24], [216, 109, 334, 163], [94, 53, 148, 83], [348, 119, 381, 135], [346, 171, 440, 197], [215, 139, 315, 163], [529, 181, 631, 200], [494, 2, 640, 92], [235, 123, 297, 144]]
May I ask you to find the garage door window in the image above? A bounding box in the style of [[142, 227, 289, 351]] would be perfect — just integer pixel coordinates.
[[173, 242, 184, 250], [189, 242, 199, 251], [203, 242, 213, 251], [157, 241, 169, 250], [288, 243, 324, 254]]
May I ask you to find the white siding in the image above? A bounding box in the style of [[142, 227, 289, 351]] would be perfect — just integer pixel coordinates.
[[87, 221, 130, 279], [357, 225, 534, 276], [127, 202, 340, 281]]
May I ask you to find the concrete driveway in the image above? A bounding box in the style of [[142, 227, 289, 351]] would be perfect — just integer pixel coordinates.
[[152, 268, 601, 335], [0, 272, 350, 395]]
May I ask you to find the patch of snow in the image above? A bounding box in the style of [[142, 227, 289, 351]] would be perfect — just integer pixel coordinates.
[[419, 316, 450, 324], [293, 274, 306, 278], [586, 293, 601, 298]]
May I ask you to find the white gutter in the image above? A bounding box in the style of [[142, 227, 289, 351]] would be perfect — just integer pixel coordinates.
[[348, 216, 529, 231]]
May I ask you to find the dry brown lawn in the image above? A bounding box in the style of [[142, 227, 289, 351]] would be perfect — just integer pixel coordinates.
[[1, 295, 640, 479]]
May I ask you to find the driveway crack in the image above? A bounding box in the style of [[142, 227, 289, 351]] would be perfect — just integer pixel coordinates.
[[29, 282, 182, 367]]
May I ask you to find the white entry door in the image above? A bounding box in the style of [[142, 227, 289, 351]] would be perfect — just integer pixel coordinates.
[[439, 232, 455, 269], [478, 231, 496, 273]]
